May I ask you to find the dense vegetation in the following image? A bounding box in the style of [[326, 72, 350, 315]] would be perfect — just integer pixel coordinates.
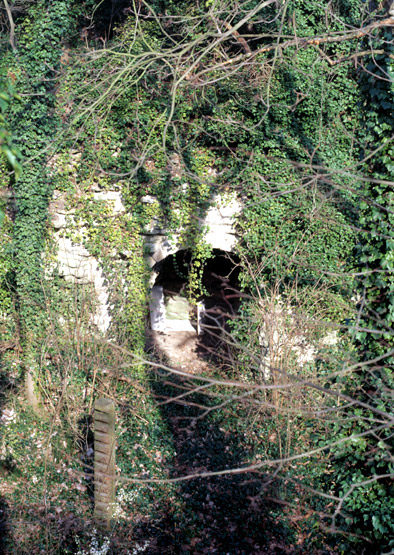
[[0, 1, 393, 553]]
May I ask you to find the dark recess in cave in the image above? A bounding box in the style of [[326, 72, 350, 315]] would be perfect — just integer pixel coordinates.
[[152, 249, 241, 361], [84, 0, 133, 41]]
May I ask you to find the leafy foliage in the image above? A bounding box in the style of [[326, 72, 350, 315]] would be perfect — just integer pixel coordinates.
[[319, 29, 394, 552], [6, 1, 77, 354], [0, 0, 393, 553]]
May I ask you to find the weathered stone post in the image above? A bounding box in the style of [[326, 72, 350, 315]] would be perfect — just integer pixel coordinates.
[[93, 398, 116, 527]]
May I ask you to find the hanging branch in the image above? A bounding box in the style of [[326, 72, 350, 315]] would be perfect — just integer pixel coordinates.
[[3, 0, 16, 51], [192, 16, 394, 80]]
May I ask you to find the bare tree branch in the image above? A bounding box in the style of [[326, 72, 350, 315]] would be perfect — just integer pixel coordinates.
[[3, 0, 16, 51]]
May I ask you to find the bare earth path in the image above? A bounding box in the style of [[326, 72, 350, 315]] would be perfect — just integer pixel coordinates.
[[151, 331, 211, 375], [143, 331, 298, 554]]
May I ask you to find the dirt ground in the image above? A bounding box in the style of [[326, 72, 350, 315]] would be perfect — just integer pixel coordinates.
[[143, 329, 301, 554], [150, 330, 211, 374]]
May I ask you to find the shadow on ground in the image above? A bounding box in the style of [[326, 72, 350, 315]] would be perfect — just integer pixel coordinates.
[[0, 357, 15, 555], [0, 496, 9, 555], [133, 336, 293, 554]]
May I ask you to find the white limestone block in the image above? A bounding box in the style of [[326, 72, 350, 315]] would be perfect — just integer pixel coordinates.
[[93, 190, 124, 214], [150, 286, 166, 332]]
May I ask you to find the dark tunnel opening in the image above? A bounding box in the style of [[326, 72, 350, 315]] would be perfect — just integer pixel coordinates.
[[151, 249, 241, 365]]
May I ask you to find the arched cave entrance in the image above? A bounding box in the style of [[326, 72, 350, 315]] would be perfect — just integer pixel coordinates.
[[149, 249, 240, 362]]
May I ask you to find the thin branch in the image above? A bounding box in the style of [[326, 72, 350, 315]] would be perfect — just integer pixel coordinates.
[[193, 17, 394, 80], [3, 0, 16, 51]]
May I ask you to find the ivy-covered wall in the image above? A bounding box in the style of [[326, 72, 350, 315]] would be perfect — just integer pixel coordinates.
[[0, 2, 80, 389], [0, 0, 393, 551]]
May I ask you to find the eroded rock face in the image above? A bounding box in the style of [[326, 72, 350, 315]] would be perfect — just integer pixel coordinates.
[[149, 286, 166, 332], [257, 298, 338, 379], [56, 236, 110, 332], [204, 194, 241, 252], [49, 189, 125, 333]]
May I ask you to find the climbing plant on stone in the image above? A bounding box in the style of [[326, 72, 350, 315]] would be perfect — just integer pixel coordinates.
[[0, 0, 393, 552], [6, 0, 79, 407]]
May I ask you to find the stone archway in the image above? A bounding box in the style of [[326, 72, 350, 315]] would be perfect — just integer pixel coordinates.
[[49, 189, 241, 334], [143, 193, 241, 285], [149, 249, 240, 336]]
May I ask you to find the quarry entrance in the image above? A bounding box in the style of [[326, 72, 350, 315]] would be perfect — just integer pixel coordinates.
[[148, 249, 241, 370]]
